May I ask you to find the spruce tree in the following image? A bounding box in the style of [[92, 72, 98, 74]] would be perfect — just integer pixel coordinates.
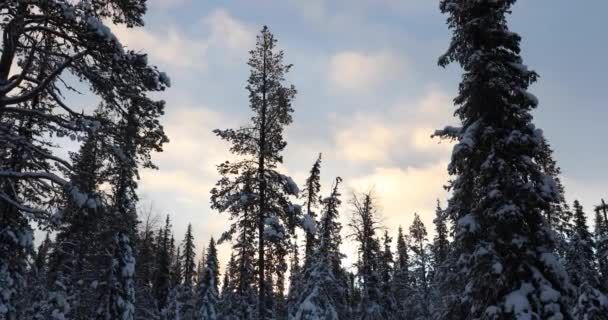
[[177, 224, 196, 319], [302, 154, 322, 263], [154, 216, 174, 313], [433, 0, 572, 318], [567, 201, 608, 319], [596, 200, 608, 289], [292, 177, 349, 320], [46, 130, 106, 319], [212, 172, 257, 319], [212, 25, 299, 319], [182, 224, 197, 289], [134, 208, 161, 320], [432, 201, 449, 271], [195, 238, 221, 320], [348, 191, 386, 319], [392, 226, 412, 319], [407, 213, 431, 319], [379, 231, 398, 318]]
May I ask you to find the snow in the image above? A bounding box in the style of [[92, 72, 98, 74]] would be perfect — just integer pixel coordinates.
[[508, 62, 530, 74], [67, 184, 97, 209], [281, 174, 300, 196], [492, 262, 504, 274], [457, 213, 479, 234], [540, 285, 560, 303], [539, 174, 557, 199], [86, 16, 123, 52], [504, 283, 534, 320], [303, 214, 317, 234], [453, 120, 480, 155], [112, 145, 128, 162], [516, 87, 538, 107], [159, 72, 171, 87], [80, 119, 101, 133]]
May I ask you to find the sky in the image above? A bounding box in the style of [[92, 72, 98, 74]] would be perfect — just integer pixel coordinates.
[[103, 0, 608, 267]]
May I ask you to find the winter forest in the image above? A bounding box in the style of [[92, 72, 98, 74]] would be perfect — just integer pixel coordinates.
[[1, 0, 607, 319]]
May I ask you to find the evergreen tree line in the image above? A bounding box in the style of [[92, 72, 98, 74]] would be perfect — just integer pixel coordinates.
[[3, 0, 608, 319]]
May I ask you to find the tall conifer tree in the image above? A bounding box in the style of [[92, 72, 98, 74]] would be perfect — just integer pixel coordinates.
[[434, 0, 572, 318], [212, 25, 299, 319]]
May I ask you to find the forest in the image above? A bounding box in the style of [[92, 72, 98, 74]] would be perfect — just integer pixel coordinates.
[[1, 0, 607, 320]]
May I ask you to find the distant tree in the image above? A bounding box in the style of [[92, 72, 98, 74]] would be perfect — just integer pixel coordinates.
[[567, 201, 608, 319], [392, 226, 412, 319], [378, 231, 398, 317], [407, 213, 431, 319], [302, 154, 322, 263], [182, 224, 197, 289], [348, 191, 387, 319], [292, 177, 349, 320], [596, 200, 608, 289], [431, 201, 449, 271], [195, 238, 221, 320], [154, 216, 174, 312]]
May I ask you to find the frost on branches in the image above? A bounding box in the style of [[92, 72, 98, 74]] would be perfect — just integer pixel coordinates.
[[0, 0, 168, 318], [433, 0, 572, 319]]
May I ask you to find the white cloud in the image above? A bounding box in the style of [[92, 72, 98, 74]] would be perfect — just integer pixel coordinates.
[[333, 89, 454, 164], [141, 106, 235, 198], [347, 162, 450, 230], [328, 51, 404, 91], [203, 9, 255, 53], [109, 9, 252, 70], [111, 24, 208, 70], [149, 0, 191, 9]]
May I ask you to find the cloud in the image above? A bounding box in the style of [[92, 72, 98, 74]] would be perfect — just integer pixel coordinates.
[[109, 9, 252, 70], [328, 51, 404, 91], [111, 24, 208, 70], [140, 106, 235, 200], [347, 162, 450, 229], [332, 89, 454, 165], [149, 0, 191, 9], [203, 9, 255, 53]]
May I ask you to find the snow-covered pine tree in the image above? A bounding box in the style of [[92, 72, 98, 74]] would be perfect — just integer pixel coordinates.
[[104, 96, 167, 320], [392, 226, 412, 319], [221, 253, 235, 299], [212, 25, 299, 319], [155, 216, 174, 314], [267, 240, 289, 319], [302, 154, 322, 263], [407, 213, 431, 319], [182, 224, 197, 289], [537, 138, 572, 252], [178, 224, 197, 319], [566, 200, 608, 319], [135, 207, 162, 320], [286, 236, 302, 317], [195, 238, 221, 320], [378, 231, 398, 317], [596, 200, 608, 290], [21, 233, 53, 319], [430, 201, 450, 318], [431, 201, 449, 271], [212, 170, 258, 319], [433, 0, 573, 318], [0, 2, 169, 315], [218, 251, 254, 320], [348, 191, 386, 319], [291, 177, 349, 320], [46, 128, 107, 319]]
